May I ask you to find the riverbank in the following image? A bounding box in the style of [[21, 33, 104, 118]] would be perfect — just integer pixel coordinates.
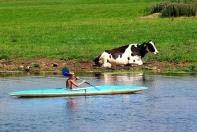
[[0, 58, 195, 74]]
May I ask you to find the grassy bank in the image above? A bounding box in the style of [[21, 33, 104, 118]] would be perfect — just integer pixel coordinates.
[[0, 0, 196, 65]]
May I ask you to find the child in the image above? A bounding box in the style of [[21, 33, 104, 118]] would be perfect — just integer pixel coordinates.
[[66, 72, 85, 89]]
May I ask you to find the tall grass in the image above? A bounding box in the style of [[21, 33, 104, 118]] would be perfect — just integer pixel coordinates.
[[148, 2, 196, 17], [161, 3, 196, 17], [170, 0, 196, 3], [149, 3, 169, 14]]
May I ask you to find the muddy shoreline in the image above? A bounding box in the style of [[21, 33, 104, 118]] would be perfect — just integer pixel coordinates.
[[0, 58, 195, 75]]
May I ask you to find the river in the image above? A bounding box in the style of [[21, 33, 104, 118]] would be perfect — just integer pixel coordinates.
[[0, 73, 197, 132]]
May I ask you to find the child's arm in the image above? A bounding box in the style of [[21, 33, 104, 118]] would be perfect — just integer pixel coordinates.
[[71, 80, 86, 87], [70, 80, 79, 87]]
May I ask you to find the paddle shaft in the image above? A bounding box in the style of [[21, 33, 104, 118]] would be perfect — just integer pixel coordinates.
[[84, 82, 100, 91], [77, 77, 100, 91]]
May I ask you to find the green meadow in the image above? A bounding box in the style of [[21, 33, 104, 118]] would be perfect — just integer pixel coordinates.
[[0, 0, 196, 64]]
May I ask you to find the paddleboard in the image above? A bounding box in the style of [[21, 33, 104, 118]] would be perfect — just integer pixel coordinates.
[[9, 85, 147, 98]]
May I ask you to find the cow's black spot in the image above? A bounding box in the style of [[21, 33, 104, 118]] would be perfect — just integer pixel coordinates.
[[105, 45, 129, 59], [131, 45, 141, 56], [133, 60, 135, 62], [131, 44, 148, 58], [128, 57, 130, 60], [147, 43, 155, 52]]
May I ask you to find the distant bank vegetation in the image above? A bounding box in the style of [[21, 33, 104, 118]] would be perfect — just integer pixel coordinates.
[[146, 0, 196, 17]]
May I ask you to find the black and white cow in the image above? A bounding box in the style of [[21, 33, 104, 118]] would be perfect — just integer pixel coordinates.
[[94, 41, 158, 68]]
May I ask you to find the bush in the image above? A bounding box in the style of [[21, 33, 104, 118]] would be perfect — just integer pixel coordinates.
[[161, 3, 196, 17], [0, 55, 9, 60], [185, 64, 197, 72], [170, 0, 196, 3], [148, 2, 196, 17], [32, 63, 40, 68], [150, 3, 170, 14]]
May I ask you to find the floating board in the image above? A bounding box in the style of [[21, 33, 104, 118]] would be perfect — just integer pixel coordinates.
[[9, 85, 147, 98]]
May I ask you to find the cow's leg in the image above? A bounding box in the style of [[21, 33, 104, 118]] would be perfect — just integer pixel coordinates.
[[128, 56, 143, 66], [102, 62, 111, 68], [102, 58, 111, 68], [136, 58, 143, 65]]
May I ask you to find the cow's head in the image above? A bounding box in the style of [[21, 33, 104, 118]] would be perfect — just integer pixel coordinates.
[[145, 41, 159, 54]]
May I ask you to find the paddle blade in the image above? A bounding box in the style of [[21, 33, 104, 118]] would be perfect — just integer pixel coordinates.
[[62, 67, 70, 77]]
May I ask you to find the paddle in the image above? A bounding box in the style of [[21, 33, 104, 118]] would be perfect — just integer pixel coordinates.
[[84, 81, 100, 91], [62, 67, 70, 77], [62, 67, 99, 90]]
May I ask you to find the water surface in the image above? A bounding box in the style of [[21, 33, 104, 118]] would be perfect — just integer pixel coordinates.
[[0, 73, 197, 132]]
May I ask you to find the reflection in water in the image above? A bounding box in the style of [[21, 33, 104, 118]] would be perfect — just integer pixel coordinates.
[[66, 98, 77, 110], [94, 72, 147, 86], [65, 97, 87, 111]]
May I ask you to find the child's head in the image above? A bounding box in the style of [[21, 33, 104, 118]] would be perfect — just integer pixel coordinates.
[[68, 72, 75, 79]]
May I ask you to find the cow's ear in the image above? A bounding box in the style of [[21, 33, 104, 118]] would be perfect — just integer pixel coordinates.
[[142, 42, 147, 48], [148, 40, 155, 45]]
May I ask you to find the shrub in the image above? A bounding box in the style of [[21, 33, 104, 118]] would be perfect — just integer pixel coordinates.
[[0, 55, 9, 60], [150, 3, 170, 14], [161, 3, 196, 17], [170, 0, 196, 3], [32, 63, 40, 68], [185, 64, 197, 72], [147, 2, 196, 17]]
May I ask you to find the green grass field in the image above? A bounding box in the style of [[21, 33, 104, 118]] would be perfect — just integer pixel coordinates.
[[0, 0, 196, 64]]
